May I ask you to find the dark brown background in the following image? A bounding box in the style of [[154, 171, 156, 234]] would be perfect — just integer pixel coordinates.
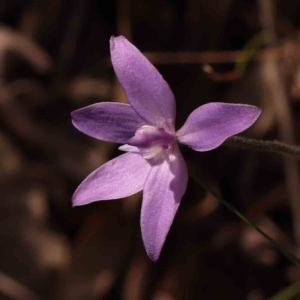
[[0, 0, 300, 299]]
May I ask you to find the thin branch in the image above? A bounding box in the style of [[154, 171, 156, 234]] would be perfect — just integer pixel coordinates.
[[57, 0, 89, 80], [117, 0, 131, 40], [0, 26, 51, 79], [257, 0, 300, 255], [141, 44, 295, 65], [224, 136, 300, 158], [189, 173, 300, 265], [0, 271, 40, 300]]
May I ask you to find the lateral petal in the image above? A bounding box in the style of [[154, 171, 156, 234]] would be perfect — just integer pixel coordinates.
[[110, 36, 176, 132], [73, 153, 151, 206], [141, 145, 188, 261], [177, 103, 261, 151], [71, 102, 147, 143]]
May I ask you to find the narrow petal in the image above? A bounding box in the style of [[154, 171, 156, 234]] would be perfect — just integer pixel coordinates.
[[177, 103, 261, 151], [71, 102, 147, 143], [110, 36, 176, 132], [118, 144, 141, 154], [73, 153, 151, 206], [141, 145, 188, 261]]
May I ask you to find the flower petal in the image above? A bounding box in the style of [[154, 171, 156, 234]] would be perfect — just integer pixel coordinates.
[[118, 144, 141, 154], [126, 125, 177, 159], [73, 153, 151, 206], [177, 103, 261, 151], [141, 145, 188, 261], [71, 102, 147, 143], [110, 36, 176, 132]]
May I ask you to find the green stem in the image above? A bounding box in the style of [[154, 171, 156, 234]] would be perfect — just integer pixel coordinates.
[[268, 281, 300, 300], [189, 173, 300, 265], [235, 32, 270, 75]]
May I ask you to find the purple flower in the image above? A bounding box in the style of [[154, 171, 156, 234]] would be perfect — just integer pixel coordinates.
[[71, 36, 261, 261]]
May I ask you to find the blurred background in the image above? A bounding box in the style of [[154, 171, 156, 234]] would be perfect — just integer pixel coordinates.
[[1, 0, 300, 299]]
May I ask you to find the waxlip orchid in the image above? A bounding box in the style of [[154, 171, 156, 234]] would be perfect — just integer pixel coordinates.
[[71, 36, 261, 261]]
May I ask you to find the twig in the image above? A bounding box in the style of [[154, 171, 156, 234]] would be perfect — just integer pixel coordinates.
[[224, 136, 300, 158], [0, 26, 51, 78], [0, 271, 40, 300], [57, 0, 89, 79], [141, 44, 295, 64], [117, 0, 131, 40], [257, 0, 300, 255]]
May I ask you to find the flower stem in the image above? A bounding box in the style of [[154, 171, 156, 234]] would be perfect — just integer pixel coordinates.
[[189, 173, 300, 265], [267, 281, 300, 300], [224, 136, 300, 158]]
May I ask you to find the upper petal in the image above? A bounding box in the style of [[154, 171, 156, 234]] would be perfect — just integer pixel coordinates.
[[71, 102, 147, 143], [141, 145, 188, 261], [73, 153, 151, 206], [177, 103, 261, 151], [110, 36, 176, 132]]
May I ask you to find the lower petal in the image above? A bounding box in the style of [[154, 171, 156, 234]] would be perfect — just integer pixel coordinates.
[[141, 145, 188, 261], [73, 153, 151, 206]]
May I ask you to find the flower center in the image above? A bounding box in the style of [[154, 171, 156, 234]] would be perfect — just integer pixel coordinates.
[[126, 125, 177, 159]]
